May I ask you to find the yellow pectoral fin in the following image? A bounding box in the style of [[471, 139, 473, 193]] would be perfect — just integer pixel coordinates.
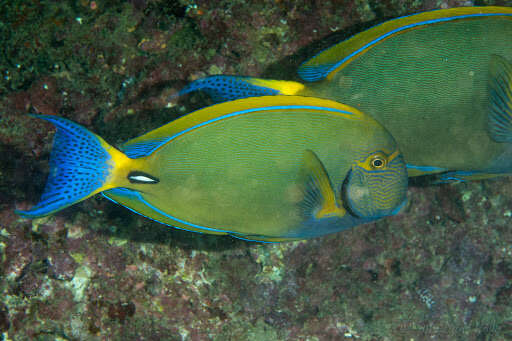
[[299, 149, 346, 220], [315, 201, 346, 219]]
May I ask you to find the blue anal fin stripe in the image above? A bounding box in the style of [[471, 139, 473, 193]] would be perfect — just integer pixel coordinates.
[[16, 115, 112, 218], [435, 170, 504, 183], [105, 190, 279, 243], [437, 171, 475, 183], [178, 75, 279, 103], [103, 188, 232, 235], [406, 164, 446, 172]]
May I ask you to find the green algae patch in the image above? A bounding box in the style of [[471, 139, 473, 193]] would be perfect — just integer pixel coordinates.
[[108, 236, 128, 247]]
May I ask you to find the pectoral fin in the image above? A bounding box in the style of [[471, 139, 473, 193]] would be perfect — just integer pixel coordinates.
[[488, 55, 512, 143], [298, 150, 346, 220]]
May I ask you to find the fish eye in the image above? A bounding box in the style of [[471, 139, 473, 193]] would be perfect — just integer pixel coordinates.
[[370, 156, 386, 169]]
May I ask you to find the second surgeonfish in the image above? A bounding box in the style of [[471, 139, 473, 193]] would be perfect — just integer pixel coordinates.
[[16, 96, 407, 242], [179, 6, 512, 181]]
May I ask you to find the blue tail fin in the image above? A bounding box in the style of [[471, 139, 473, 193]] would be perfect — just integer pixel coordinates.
[[16, 115, 114, 218], [177, 75, 281, 103]]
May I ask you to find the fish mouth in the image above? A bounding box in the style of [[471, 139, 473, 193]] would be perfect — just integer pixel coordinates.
[[390, 198, 408, 215]]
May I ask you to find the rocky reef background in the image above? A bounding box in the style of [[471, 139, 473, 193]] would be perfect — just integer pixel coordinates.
[[1, 0, 512, 340]]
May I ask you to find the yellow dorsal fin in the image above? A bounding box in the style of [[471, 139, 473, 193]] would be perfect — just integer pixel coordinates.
[[122, 96, 363, 156]]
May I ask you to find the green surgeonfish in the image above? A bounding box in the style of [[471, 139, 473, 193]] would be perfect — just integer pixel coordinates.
[[16, 96, 407, 242], [179, 6, 512, 182]]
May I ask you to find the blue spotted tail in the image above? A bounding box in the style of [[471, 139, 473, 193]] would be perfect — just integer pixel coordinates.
[[16, 115, 118, 218]]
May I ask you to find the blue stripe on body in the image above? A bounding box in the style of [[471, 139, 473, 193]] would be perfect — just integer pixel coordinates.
[[299, 12, 512, 82]]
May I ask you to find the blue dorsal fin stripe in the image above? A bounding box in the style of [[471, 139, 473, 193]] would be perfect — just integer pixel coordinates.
[[298, 11, 512, 82], [178, 75, 279, 103], [16, 115, 112, 218], [488, 55, 512, 143], [122, 138, 169, 158], [297, 64, 337, 83]]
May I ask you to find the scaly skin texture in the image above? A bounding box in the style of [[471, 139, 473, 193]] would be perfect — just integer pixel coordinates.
[[2, 0, 512, 339]]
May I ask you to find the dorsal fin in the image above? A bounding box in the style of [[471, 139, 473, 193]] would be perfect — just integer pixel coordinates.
[[121, 96, 363, 157], [122, 137, 169, 158], [298, 6, 512, 82]]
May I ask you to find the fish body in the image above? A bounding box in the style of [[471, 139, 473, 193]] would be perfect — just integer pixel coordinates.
[[179, 6, 512, 181], [17, 96, 407, 242]]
